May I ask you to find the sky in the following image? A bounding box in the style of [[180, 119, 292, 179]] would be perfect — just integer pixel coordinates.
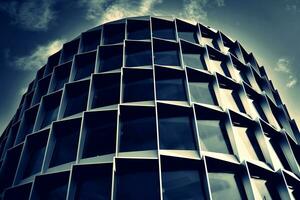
[[0, 0, 300, 134]]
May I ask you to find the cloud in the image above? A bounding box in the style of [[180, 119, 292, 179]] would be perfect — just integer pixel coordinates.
[[79, 0, 162, 24], [275, 58, 297, 88], [0, 0, 56, 31], [11, 39, 64, 71], [286, 75, 298, 88], [275, 58, 291, 73], [179, 0, 225, 23]]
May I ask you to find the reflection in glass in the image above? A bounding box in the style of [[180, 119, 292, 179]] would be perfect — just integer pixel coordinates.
[[125, 42, 152, 67], [209, 172, 245, 200], [159, 107, 196, 150], [119, 107, 157, 152], [115, 160, 160, 200], [82, 111, 117, 158], [189, 82, 215, 105], [127, 20, 150, 40], [197, 120, 232, 154], [156, 68, 187, 101], [154, 40, 181, 66]]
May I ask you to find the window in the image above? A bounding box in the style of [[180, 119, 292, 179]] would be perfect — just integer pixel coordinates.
[[80, 29, 101, 53], [153, 39, 181, 66], [195, 105, 232, 154], [187, 69, 216, 105], [45, 51, 60, 75], [102, 23, 125, 45], [16, 105, 38, 144], [61, 80, 89, 118], [48, 118, 81, 168], [4, 183, 32, 200], [127, 19, 151, 40], [176, 19, 199, 44], [158, 104, 197, 150], [32, 75, 51, 105], [98, 44, 123, 72], [81, 111, 117, 159], [16, 130, 49, 181], [90, 73, 120, 108], [115, 159, 160, 200], [60, 39, 79, 63], [32, 172, 69, 200], [161, 156, 207, 200], [119, 106, 157, 152], [125, 41, 152, 67], [0, 145, 23, 191], [181, 40, 206, 70], [123, 68, 154, 103], [152, 18, 176, 40], [49, 62, 71, 92], [208, 172, 246, 200], [71, 164, 112, 200], [72, 51, 96, 81], [155, 67, 187, 101], [35, 91, 62, 131]]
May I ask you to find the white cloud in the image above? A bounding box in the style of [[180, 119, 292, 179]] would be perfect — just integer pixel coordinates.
[[275, 58, 291, 73], [179, 0, 225, 23], [0, 0, 56, 31], [275, 58, 298, 88], [286, 75, 298, 88], [79, 0, 162, 24], [12, 39, 64, 71]]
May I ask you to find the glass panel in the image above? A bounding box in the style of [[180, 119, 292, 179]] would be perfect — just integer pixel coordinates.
[[23, 145, 46, 178], [209, 172, 245, 200], [4, 183, 32, 200], [189, 82, 215, 105], [152, 18, 176, 40], [36, 172, 69, 200], [49, 120, 80, 167], [63, 81, 89, 118], [99, 45, 123, 72], [74, 52, 96, 81], [91, 74, 120, 108], [61, 40, 79, 63], [82, 111, 117, 158], [73, 165, 112, 200], [162, 158, 206, 200], [103, 23, 125, 45], [119, 107, 157, 152], [123, 70, 154, 102], [125, 41, 152, 67], [154, 40, 180, 66], [81, 29, 101, 53], [40, 106, 59, 129], [115, 159, 160, 200], [183, 53, 205, 70], [159, 106, 196, 150], [127, 20, 151, 40], [156, 68, 187, 101], [177, 21, 198, 44], [64, 92, 88, 117], [197, 120, 232, 154]]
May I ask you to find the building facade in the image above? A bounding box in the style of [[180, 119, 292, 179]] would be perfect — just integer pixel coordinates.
[[0, 16, 299, 199]]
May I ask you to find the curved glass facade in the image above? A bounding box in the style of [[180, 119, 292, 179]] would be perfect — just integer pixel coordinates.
[[0, 16, 299, 200]]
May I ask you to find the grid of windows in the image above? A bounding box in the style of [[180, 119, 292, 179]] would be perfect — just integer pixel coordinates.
[[0, 16, 299, 200]]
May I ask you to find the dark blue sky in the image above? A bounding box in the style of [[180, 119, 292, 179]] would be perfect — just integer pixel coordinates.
[[0, 0, 300, 133]]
